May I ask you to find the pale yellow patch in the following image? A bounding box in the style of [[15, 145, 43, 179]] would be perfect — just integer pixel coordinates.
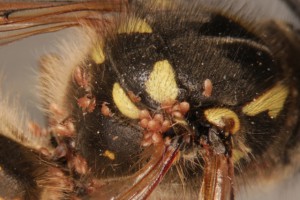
[[232, 149, 246, 163], [174, 118, 188, 126], [91, 42, 105, 64], [242, 83, 289, 118], [232, 149, 244, 163], [103, 150, 115, 160], [204, 108, 240, 134], [142, 0, 177, 10], [232, 141, 252, 163], [152, 0, 175, 9], [112, 83, 140, 119], [145, 60, 178, 103], [118, 17, 152, 34]]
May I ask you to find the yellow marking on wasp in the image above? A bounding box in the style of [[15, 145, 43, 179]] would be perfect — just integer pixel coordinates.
[[118, 17, 152, 33], [145, 60, 178, 103], [242, 83, 289, 118], [174, 118, 188, 126], [103, 150, 115, 160], [232, 145, 251, 163], [112, 83, 140, 119], [152, 0, 175, 9], [204, 108, 240, 134], [232, 149, 246, 163], [91, 42, 105, 64]]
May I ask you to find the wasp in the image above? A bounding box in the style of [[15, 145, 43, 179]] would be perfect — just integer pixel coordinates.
[[0, 0, 300, 199]]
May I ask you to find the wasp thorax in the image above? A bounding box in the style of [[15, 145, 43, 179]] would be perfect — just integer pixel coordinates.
[[1, 0, 300, 199], [61, 6, 300, 199]]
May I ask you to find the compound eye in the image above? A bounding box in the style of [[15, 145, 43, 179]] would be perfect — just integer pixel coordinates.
[[204, 108, 240, 134]]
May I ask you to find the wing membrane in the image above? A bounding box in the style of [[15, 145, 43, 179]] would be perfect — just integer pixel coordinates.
[[90, 144, 180, 200], [0, 1, 127, 45]]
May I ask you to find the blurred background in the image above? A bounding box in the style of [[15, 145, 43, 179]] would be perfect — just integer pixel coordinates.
[[0, 28, 73, 125], [0, 0, 299, 199]]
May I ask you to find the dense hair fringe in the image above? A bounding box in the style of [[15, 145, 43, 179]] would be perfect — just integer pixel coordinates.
[[38, 26, 97, 119]]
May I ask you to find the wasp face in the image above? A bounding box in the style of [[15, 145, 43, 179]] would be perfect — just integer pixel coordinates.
[[0, 0, 300, 200]]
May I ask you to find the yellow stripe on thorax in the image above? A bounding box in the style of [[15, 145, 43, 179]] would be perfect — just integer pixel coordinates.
[[112, 83, 140, 119], [204, 108, 240, 134], [145, 60, 178, 103], [91, 41, 105, 64], [118, 17, 152, 34], [242, 83, 289, 118]]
